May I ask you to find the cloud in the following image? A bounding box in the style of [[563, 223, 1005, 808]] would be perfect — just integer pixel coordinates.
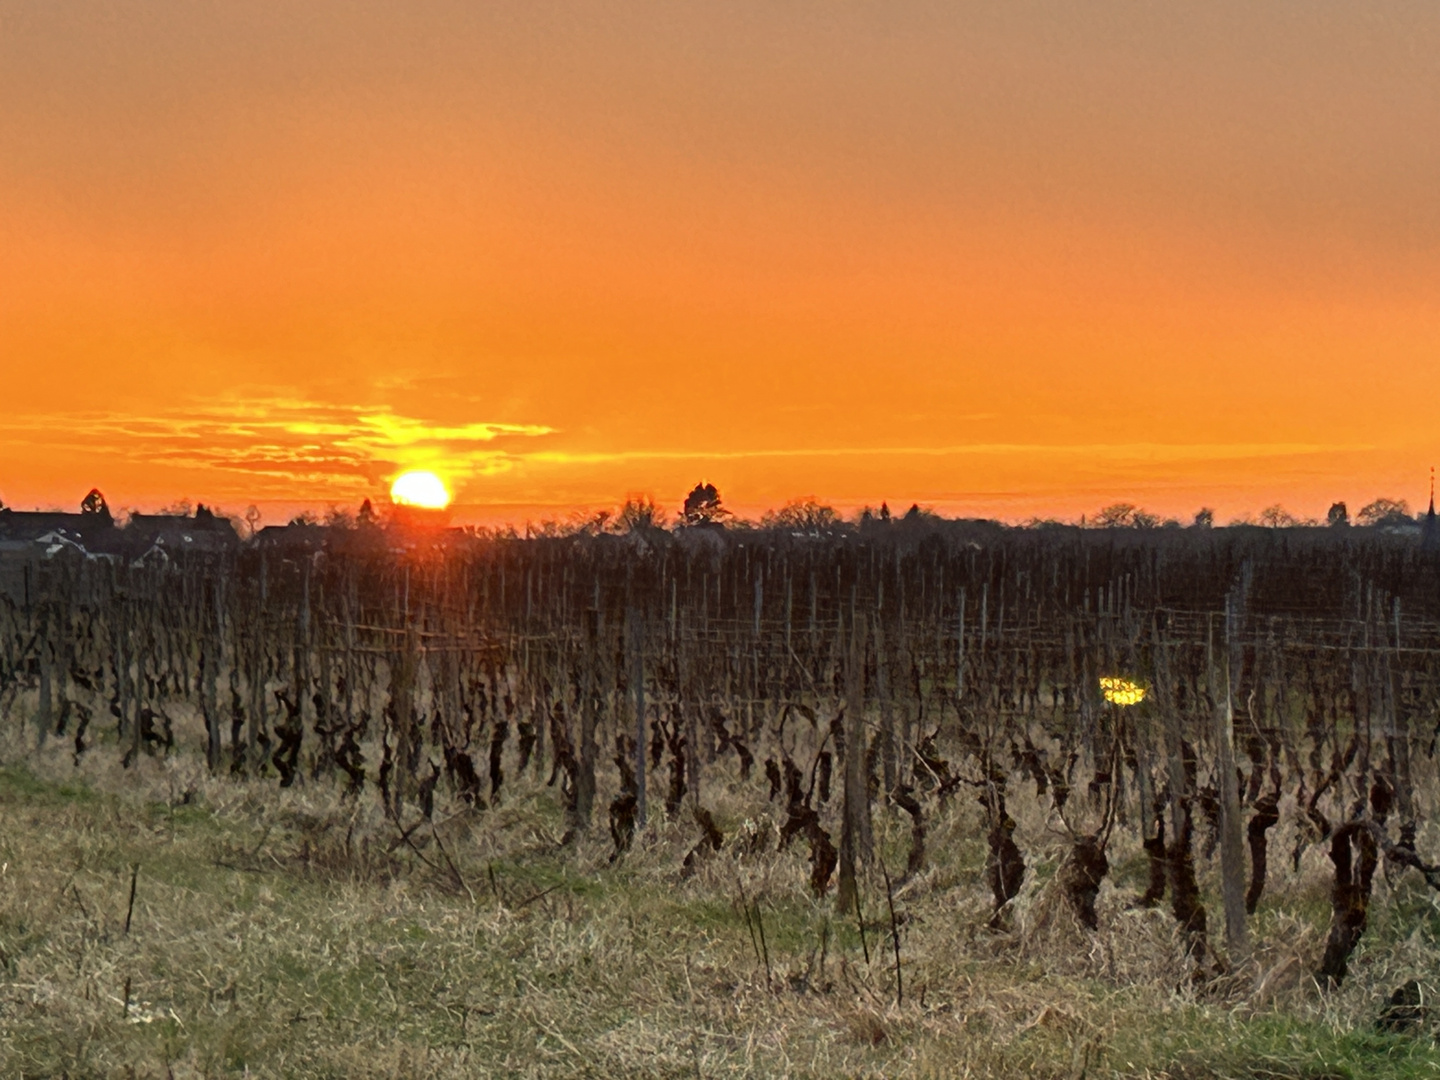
[[0, 391, 1375, 516], [524, 440, 1366, 466], [0, 397, 553, 497]]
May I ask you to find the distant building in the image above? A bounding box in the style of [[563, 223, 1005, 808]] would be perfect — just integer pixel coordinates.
[[124, 503, 240, 556], [0, 488, 117, 549], [254, 521, 331, 555], [0, 491, 245, 562], [252, 517, 455, 558]]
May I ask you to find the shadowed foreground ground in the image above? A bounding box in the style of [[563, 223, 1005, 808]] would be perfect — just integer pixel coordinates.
[[3, 745, 1440, 1079]]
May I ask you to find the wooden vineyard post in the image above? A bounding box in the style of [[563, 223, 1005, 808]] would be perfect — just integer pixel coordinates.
[[1216, 603, 1248, 953], [630, 607, 647, 829], [248, 557, 267, 771], [532, 560, 547, 779], [247, 613, 265, 772], [576, 607, 599, 829], [1133, 700, 1166, 907], [838, 612, 872, 912], [876, 621, 896, 798], [116, 591, 130, 747], [956, 587, 966, 704], [127, 586, 144, 767], [342, 582, 355, 733], [35, 604, 52, 747], [1157, 626, 1208, 961], [202, 581, 219, 771], [1389, 597, 1414, 823], [299, 559, 312, 728]]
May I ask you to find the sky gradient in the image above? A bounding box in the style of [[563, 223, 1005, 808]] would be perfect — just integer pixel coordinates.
[[3, 2, 1438, 527]]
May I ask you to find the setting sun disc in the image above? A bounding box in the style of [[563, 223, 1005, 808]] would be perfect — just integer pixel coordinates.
[[390, 470, 451, 509]]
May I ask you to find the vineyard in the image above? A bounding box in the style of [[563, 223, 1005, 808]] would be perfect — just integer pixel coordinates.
[[5, 518, 1440, 1074]]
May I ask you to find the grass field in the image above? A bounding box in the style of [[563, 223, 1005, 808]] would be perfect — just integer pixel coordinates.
[[3, 741, 1440, 1078]]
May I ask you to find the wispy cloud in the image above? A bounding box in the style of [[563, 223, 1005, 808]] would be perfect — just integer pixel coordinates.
[[0, 397, 553, 496], [0, 393, 1374, 512], [524, 441, 1367, 466]]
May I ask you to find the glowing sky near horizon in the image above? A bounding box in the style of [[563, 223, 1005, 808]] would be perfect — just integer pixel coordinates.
[[2, 2, 1438, 526]]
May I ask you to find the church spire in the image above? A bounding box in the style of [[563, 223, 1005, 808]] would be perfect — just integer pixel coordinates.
[[1424, 466, 1438, 551]]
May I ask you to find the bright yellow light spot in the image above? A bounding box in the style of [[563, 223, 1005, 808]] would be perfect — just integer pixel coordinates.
[[1100, 676, 1147, 706], [390, 470, 451, 509]]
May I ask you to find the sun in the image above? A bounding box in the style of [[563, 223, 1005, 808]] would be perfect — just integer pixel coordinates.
[[390, 470, 452, 510]]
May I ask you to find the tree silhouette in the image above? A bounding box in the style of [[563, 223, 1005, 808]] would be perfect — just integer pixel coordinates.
[[761, 497, 841, 533], [1094, 503, 1138, 527], [1094, 503, 1159, 528], [617, 495, 667, 533], [1258, 505, 1299, 528], [680, 482, 729, 527], [1357, 498, 1411, 527], [80, 488, 111, 520], [1327, 502, 1349, 527]]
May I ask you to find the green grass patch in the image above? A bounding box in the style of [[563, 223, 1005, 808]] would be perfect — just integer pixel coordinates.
[[0, 762, 98, 806], [3, 752, 1440, 1078]]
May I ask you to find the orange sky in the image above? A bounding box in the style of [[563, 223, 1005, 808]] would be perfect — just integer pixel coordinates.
[[2, 2, 1438, 528]]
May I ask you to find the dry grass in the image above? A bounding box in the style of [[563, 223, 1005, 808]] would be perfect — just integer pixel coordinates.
[[3, 733, 1440, 1078]]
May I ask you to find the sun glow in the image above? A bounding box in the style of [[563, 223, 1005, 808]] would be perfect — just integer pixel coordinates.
[[390, 470, 452, 509]]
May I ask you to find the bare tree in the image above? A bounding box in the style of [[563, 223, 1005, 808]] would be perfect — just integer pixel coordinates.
[[617, 495, 668, 534], [761, 497, 842, 533], [1357, 498, 1411, 527], [1258, 505, 1299, 528], [1094, 503, 1159, 528]]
